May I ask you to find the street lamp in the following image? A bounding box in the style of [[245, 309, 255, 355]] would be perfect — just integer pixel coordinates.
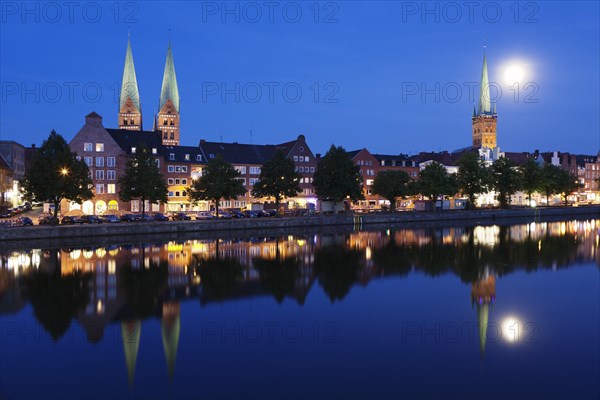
[[60, 168, 69, 176]]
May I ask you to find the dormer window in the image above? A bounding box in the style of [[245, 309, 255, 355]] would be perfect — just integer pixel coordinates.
[[169, 153, 175, 160], [131, 147, 136, 154], [209, 154, 215, 159], [185, 154, 190, 161], [196, 155, 202, 161], [152, 148, 157, 155]]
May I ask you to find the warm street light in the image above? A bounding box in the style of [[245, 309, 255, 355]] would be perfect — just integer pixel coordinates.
[[60, 168, 69, 176]]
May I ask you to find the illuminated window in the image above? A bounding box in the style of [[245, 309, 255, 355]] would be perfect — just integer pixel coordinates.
[[96, 143, 104, 152], [107, 184, 116, 194]]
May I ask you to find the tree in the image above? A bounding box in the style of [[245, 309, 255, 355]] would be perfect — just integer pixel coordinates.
[[251, 150, 301, 212], [539, 164, 565, 205], [118, 146, 168, 216], [416, 163, 458, 210], [491, 157, 521, 208], [456, 152, 491, 209], [188, 155, 245, 217], [22, 130, 93, 218], [372, 170, 411, 211], [313, 145, 363, 212], [555, 169, 581, 206], [519, 158, 542, 206]]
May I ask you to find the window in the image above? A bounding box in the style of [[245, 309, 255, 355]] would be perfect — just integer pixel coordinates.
[[196, 155, 202, 161], [107, 170, 116, 180], [250, 166, 261, 174], [170, 153, 175, 160], [310, 167, 315, 173], [168, 166, 174, 173], [293, 156, 298, 162], [299, 167, 304, 173], [107, 184, 116, 194], [305, 156, 309, 162], [181, 166, 187, 173], [209, 154, 215, 159], [366, 179, 374, 186], [182, 191, 187, 197], [239, 178, 246, 185], [185, 154, 190, 160], [175, 179, 180, 185], [84, 143, 93, 152], [107, 157, 115, 167], [96, 184, 104, 194], [168, 192, 174, 197], [95, 157, 104, 167], [131, 147, 136, 154], [299, 156, 304, 162], [175, 191, 180, 197], [96, 143, 104, 152], [182, 179, 187, 185], [152, 148, 157, 154], [249, 178, 259, 185], [95, 170, 104, 180], [168, 178, 174, 185], [155, 159, 160, 168], [235, 166, 246, 174], [175, 166, 181, 172], [84, 156, 93, 166]]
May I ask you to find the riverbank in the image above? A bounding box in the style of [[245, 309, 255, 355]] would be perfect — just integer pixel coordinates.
[[1, 205, 598, 245]]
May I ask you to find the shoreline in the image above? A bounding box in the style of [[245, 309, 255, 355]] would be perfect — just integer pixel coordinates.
[[1, 206, 598, 248]]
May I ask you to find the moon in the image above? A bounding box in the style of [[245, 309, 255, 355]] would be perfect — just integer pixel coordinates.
[[504, 65, 525, 85], [501, 316, 522, 343]]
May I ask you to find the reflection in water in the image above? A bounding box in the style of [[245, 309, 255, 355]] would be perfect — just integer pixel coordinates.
[[0, 219, 598, 386]]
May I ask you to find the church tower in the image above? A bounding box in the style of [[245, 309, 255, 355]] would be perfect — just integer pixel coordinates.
[[472, 49, 497, 149], [157, 41, 180, 146], [118, 35, 142, 131]]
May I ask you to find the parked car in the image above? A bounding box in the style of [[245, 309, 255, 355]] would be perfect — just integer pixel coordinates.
[[15, 217, 33, 226], [150, 212, 169, 221], [215, 211, 232, 219], [171, 212, 191, 221], [121, 214, 142, 222], [0, 208, 12, 218], [140, 214, 155, 222], [81, 215, 103, 224], [264, 209, 278, 217], [229, 210, 245, 218], [38, 216, 59, 225], [242, 210, 259, 218], [256, 210, 271, 217], [195, 211, 215, 220], [100, 214, 121, 223], [61, 216, 84, 225]]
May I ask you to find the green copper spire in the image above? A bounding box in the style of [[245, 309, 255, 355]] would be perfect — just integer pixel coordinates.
[[477, 302, 489, 356], [161, 303, 181, 380], [159, 42, 180, 112], [478, 50, 492, 115], [121, 320, 141, 386], [120, 35, 141, 111]]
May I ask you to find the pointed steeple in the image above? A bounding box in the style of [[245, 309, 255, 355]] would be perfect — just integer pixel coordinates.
[[159, 41, 180, 113], [161, 302, 181, 380], [121, 320, 141, 386], [478, 49, 491, 115], [472, 106, 477, 118], [120, 35, 141, 112]]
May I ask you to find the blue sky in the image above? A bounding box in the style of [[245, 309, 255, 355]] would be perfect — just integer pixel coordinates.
[[1, 1, 599, 155]]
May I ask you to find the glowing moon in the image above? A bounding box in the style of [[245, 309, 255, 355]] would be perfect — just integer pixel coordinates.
[[501, 316, 522, 343], [504, 65, 525, 85]]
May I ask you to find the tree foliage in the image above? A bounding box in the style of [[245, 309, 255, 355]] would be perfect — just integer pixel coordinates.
[[518, 158, 542, 205], [456, 152, 491, 208], [491, 157, 521, 208], [251, 150, 301, 211], [188, 155, 245, 217], [118, 146, 168, 216], [313, 145, 363, 209], [372, 170, 411, 211], [417, 163, 458, 209], [22, 130, 93, 218]]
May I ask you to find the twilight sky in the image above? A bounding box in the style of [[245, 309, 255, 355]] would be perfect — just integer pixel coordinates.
[[1, 1, 599, 155]]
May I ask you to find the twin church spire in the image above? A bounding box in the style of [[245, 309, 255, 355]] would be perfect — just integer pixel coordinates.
[[117, 35, 181, 146]]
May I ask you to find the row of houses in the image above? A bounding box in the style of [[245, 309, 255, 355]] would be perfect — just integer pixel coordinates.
[[2, 111, 599, 215]]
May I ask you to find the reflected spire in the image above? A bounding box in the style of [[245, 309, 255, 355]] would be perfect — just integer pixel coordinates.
[[471, 272, 495, 357], [161, 302, 181, 380], [121, 320, 141, 386]]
